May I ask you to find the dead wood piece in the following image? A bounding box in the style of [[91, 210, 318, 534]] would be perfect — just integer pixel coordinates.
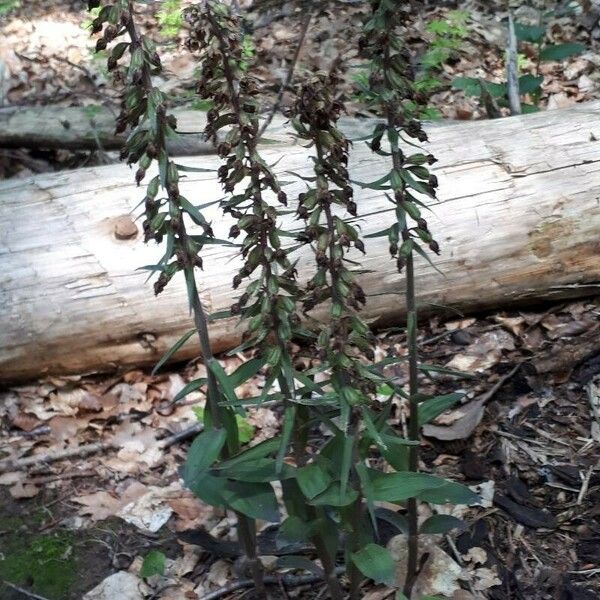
[[534, 327, 600, 376], [2, 103, 600, 381], [0, 106, 218, 156], [493, 493, 557, 529]]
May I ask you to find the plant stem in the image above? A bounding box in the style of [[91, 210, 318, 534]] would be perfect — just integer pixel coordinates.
[[404, 251, 420, 598], [185, 268, 267, 599], [277, 373, 345, 600], [185, 269, 222, 428], [386, 102, 420, 596]]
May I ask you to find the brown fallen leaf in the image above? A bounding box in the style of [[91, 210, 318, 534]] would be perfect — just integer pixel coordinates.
[[547, 92, 575, 110], [10, 411, 43, 432], [389, 534, 462, 597], [74, 480, 147, 522], [10, 480, 40, 499], [445, 330, 515, 373], [169, 492, 218, 532], [423, 397, 486, 441]]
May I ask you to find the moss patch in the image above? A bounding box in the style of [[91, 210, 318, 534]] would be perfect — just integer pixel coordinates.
[[0, 525, 76, 600]]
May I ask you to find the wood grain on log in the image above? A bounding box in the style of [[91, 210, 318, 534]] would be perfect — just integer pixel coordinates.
[[1, 103, 599, 382]]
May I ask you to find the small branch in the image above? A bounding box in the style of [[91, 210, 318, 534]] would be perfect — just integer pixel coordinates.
[[0, 422, 204, 474], [2, 580, 51, 600], [506, 13, 521, 115], [200, 568, 345, 600], [576, 465, 594, 505], [0, 440, 116, 474], [258, 10, 312, 138], [25, 469, 96, 485]]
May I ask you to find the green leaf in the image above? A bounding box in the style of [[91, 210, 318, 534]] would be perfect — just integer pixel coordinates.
[[518, 74, 544, 95], [221, 480, 280, 522], [277, 555, 324, 577], [351, 543, 395, 586], [311, 482, 359, 507], [140, 550, 166, 578], [356, 461, 378, 536], [236, 415, 254, 444], [370, 471, 480, 505], [208, 309, 233, 322], [277, 516, 312, 549], [218, 437, 280, 469], [420, 514, 465, 534], [340, 434, 354, 495], [539, 42, 584, 62], [181, 429, 227, 488], [418, 392, 464, 426], [514, 22, 545, 44], [419, 479, 480, 505], [375, 507, 409, 534], [365, 227, 391, 239], [207, 359, 239, 405], [481, 80, 508, 98], [152, 329, 195, 374], [217, 457, 293, 482], [229, 357, 267, 388], [451, 76, 480, 96], [174, 163, 215, 173], [187, 472, 227, 507], [276, 405, 296, 473], [173, 378, 207, 403], [353, 171, 391, 190], [297, 463, 331, 500]]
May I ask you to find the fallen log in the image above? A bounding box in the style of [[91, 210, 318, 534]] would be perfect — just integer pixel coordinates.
[[1, 102, 599, 382], [0, 105, 239, 156]]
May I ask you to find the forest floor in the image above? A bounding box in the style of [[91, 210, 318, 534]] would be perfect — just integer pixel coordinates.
[[0, 1, 599, 599]]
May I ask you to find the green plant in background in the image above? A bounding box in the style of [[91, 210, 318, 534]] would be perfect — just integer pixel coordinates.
[[193, 406, 255, 444], [414, 10, 469, 118], [0, 0, 19, 16], [355, 10, 468, 121], [419, 10, 469, 79], [156, 0, 183, 38], [453, 9, 584, 114]]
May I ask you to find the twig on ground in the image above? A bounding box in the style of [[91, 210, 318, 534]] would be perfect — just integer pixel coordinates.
[[258, 10, 312, 138], [2, 580, 51, 600], [25, 469, 96, 485], [586, 380, 600, 442], [200, 567, 345, 600], [159, 422, 203, 448], [480, 362, 522, 404], [0, 440, 117, 474], [568, 567, 600, 576], [0, 422, 203, 473], [576, 465, 594, 505]]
